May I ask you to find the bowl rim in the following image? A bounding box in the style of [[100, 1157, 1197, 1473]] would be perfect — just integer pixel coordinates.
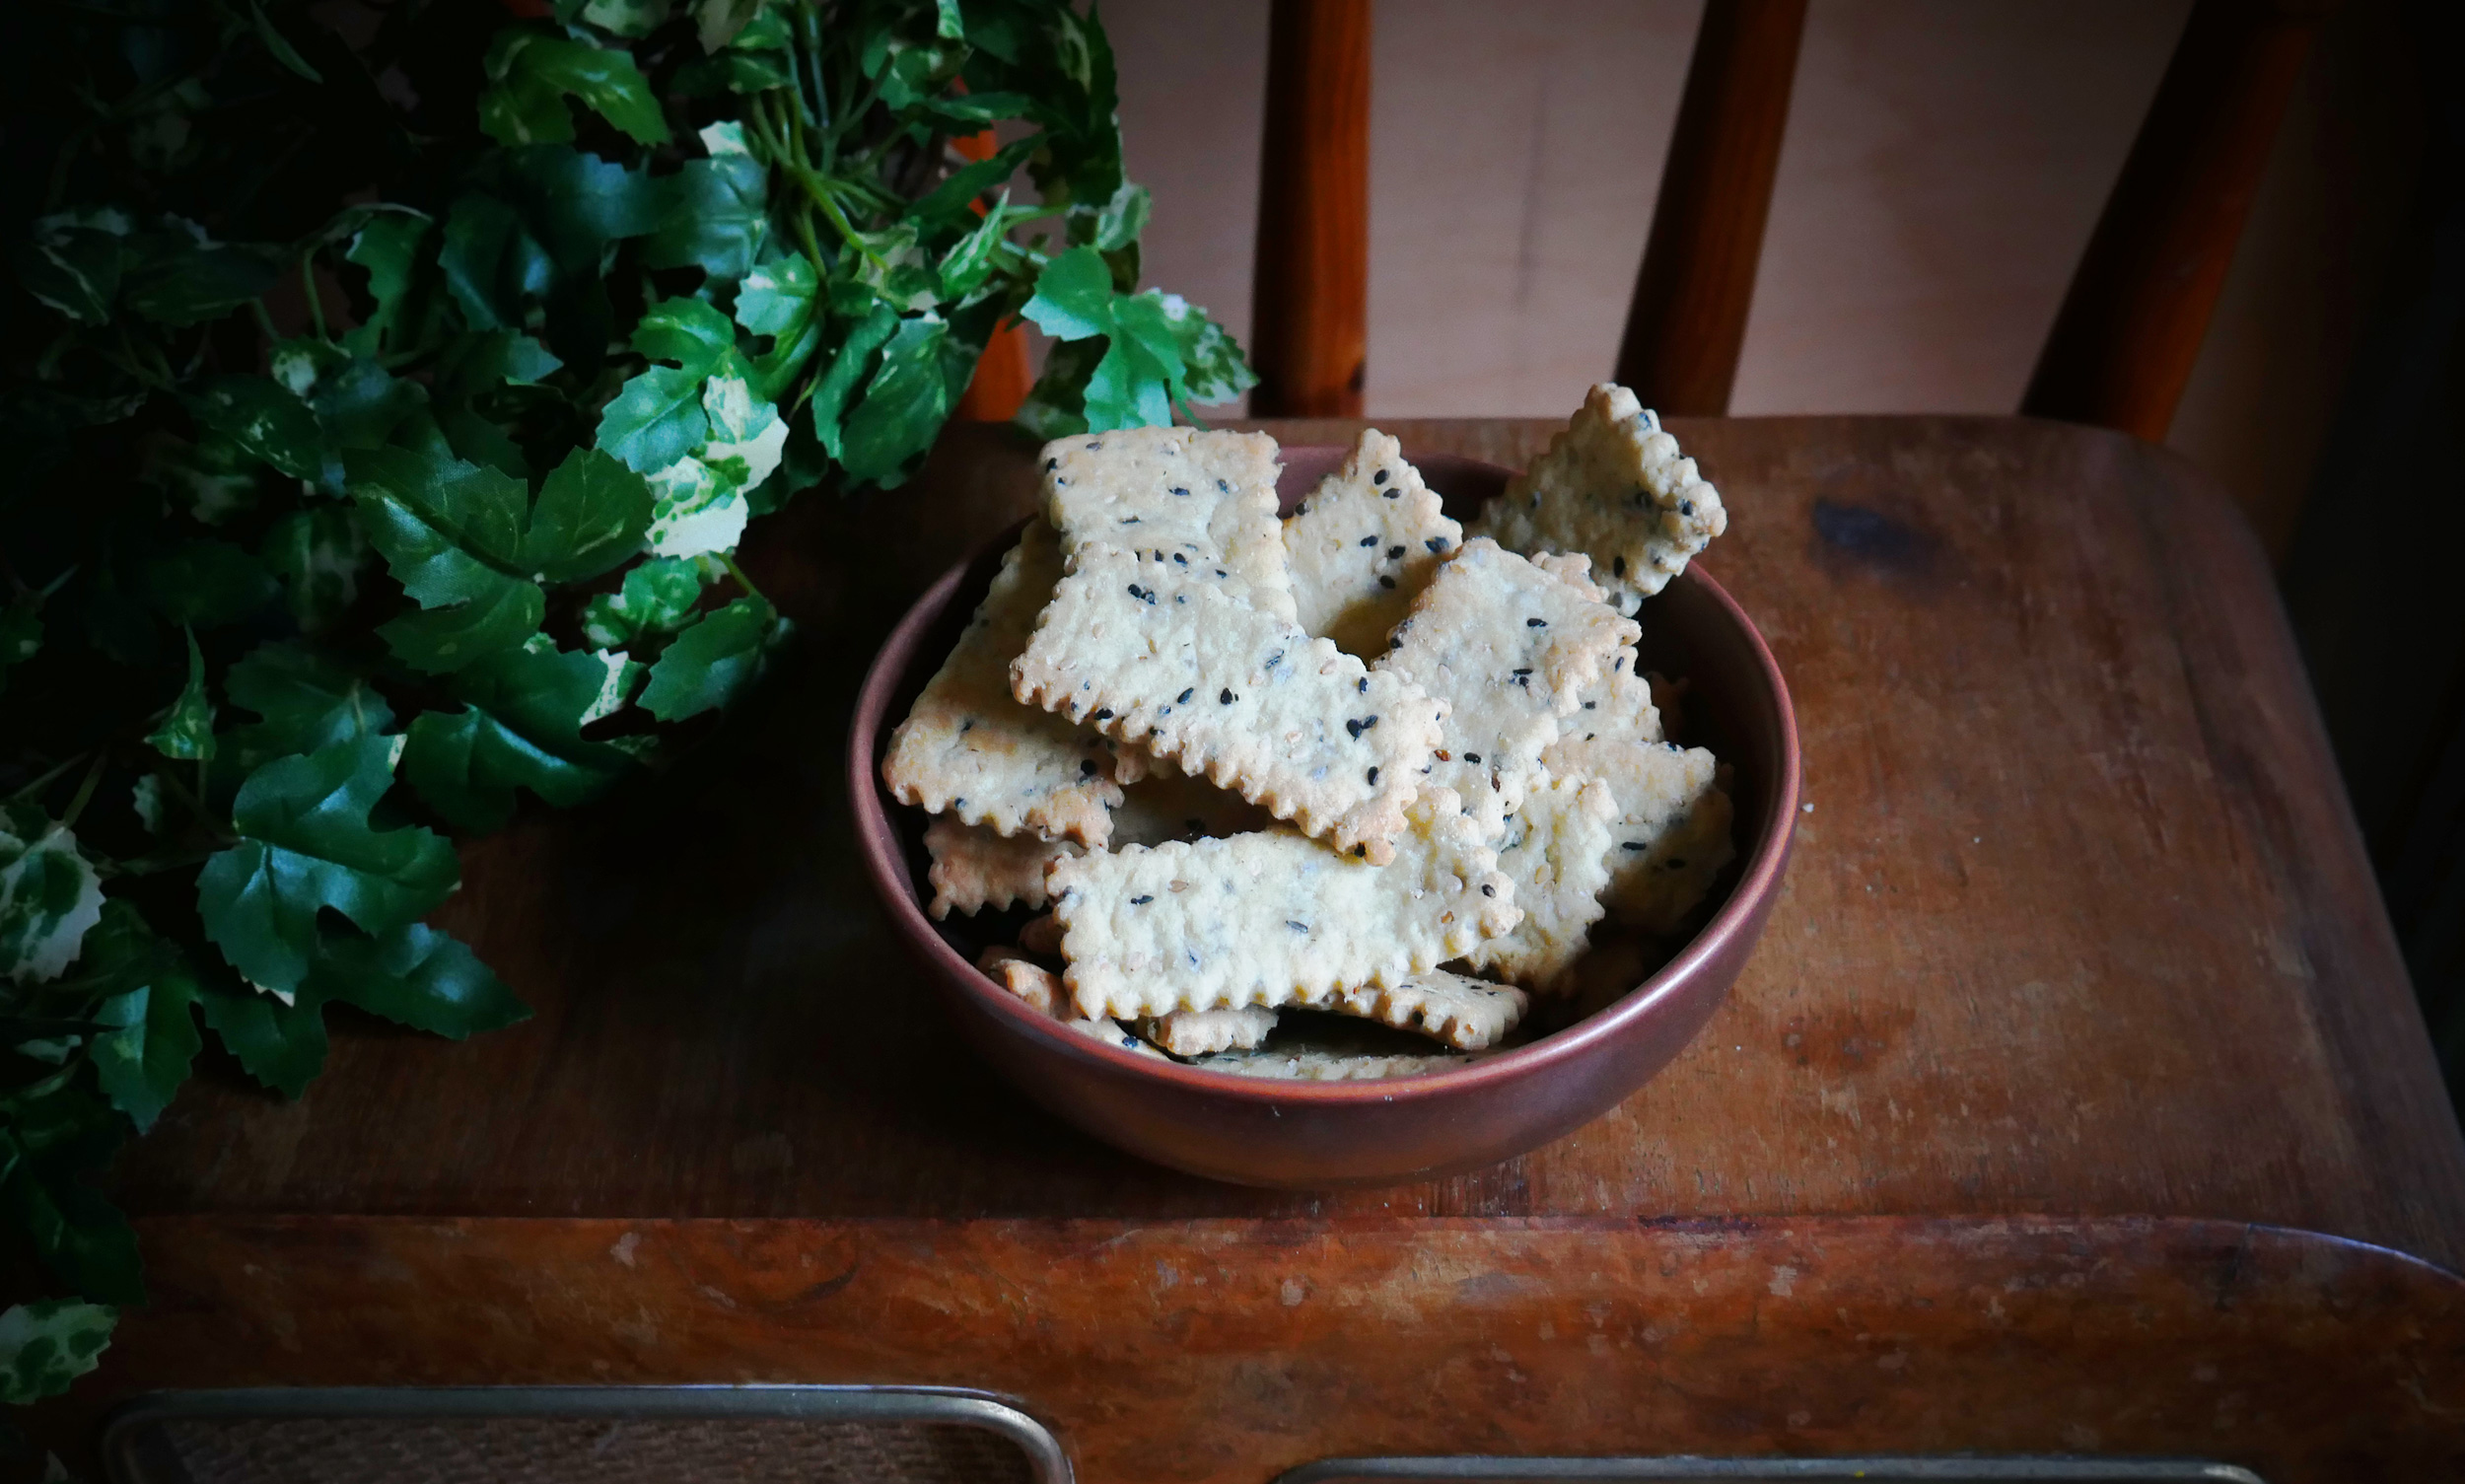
[[847, 451, 1800, 1104]]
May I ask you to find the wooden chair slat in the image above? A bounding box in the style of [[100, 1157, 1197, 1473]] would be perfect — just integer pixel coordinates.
[[1248, 0, 1373, 417]]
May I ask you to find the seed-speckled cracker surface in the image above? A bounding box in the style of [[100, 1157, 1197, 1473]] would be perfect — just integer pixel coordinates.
[[1012, 546, 1446, 864], [1134, 1005, 1279, 1057], [925, 816, 1080, 919], [1310, 971, 1526, 1050], [1465, 773, 1619, 992], [1188, 1044, 1468, 1081], [1048, 788, 1518, 1020], [1041, 426, 1295, 621], [1542, 735, 1732, 934], [1469, 383, 1726, 613], [978, 947, 1169, 1058], [882, 519, 1119, 843], [1376, 537, 1637, 839], [1560, 647, 1663, 746], [1283, 430, 1462, 657]]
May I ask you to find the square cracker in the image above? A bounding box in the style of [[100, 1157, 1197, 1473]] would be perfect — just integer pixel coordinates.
[[1541, 734, 1733, 934], [1048, 787, 1518, 1020], [882, 518, 1119, 843], [1283, 430, 1462, 657], [1375, 536, 1637, 840], [1135, 1005, 1279, 1057], [1308, 971, 1527, 1050], [1041, 426, 1296, 622], [1464, 772, 1619, 993], [1011, 545, 1446, 864], [1469, 383, 1726, 613], [925, 816, 1080, 919]]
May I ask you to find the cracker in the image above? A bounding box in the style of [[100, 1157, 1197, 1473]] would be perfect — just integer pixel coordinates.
[[1559, 647, 1663, 746], [1048, 787, 1518, 1020], [978, 947, 1168, 1058], [882, 518, 1119, 843], [1019, 912, 1064, 956], [1134, 1005, 1280, 1057], [926, 816, 1081, 919], [1188, 1044, 1468, 1081], [1542, 737, 1732, 933], [1282, 429, 1462, 657], [1041, 426, 1295, 622], [1469, 383, 1726, 613], [1375, 537, 1636, 839], [1011, 546, 1446, 864], [1109, 762, 1281, 847], [1464, 773, 1619, 992], [1309, 971, 1526, 1050]]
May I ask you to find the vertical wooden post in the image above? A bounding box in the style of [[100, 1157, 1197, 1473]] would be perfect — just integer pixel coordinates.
[[1248, 0, 1373, 417], [2021, 0, 2325, 442], [1612, 0, 1807, 416]]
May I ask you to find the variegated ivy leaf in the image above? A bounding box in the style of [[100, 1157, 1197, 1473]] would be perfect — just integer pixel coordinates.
[[643, 374, 787, 558], [262, 504, 370, 633], [145, 629, 216, 762], [581, 556, 707, 649], [0, 804, 106, 986], [0, 1300, 115, 1406], [140, 431, 259, 526]]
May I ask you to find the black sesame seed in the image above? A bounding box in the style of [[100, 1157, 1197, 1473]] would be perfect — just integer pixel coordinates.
[[1216, 478, 1230, 492], [1464, 751, 1482, 763], [1093, 708, 1113, 720], [1387, 544, 1404, 559], [1178, 687, 1195, 703], [1220, 688, 1234, 704], [1364, 715, 1377, 729], [1426, 536, 1449, 552], [1526, 617, 1546, 627], [1120, 515, 1142, 524], [1367, 767, 1379, 784], [1480, 883, 1496, 896], [1373, 468, 1389, 485], [1358, 677, 1369, 693], [1360, 535, 1378, 547], [1622, 842, 1647, 851], [1377, 575, 1396, 589], [1287, 920, 1308, 932], [1172, 552, 1188, 564], [1087, 440, 1102, 450], [1388, 637, 1403, 650], [1126, 584, 1144, 600], [1121, 1035, 1139, 1048], [1043, 458, 1058, 471], [1678, 499, 1694, 517], [1346, 719, 1365, 739], [1170, 485, 1190, 497], [1353, 844, 1368, 857], [1215, 568, 1228, 578], [1512, 667, 1532, 675], [1131, 894, 1153, 904], [1265, 650, 1283, 669]]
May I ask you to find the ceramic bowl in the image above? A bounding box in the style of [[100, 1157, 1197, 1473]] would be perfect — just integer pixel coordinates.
[[850, 448, 1798, 1187]]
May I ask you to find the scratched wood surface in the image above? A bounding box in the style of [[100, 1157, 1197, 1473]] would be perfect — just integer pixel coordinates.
[[104, 416, 2465, 1275], [42, 1215, 2465, 1484]]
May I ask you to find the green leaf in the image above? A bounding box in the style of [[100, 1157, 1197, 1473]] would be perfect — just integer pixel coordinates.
[[261, 504, 370, 633], [1088, 181, 1153, 253], [631, 296, 739, 377], [342, 210, 432, 357], [695, 0, 763, 51], [639, 596, 775, 721], [0, 805, 106, 986], [911, 134, 1041, 222], [310, 923, 528, 1038], [196, 735, 459, 998], [644, 149, 768, 284], [809, 305, 900, 458], [1021, 246, 1114, 341], [935, 0, 964, 40], [141, 431, 261, 526], [0, 1094, 142, 1305], [246, 0, 323, 82], [196, 973, 328, 1097], [1013, 335, 1102, 439], [403, 640, 635, 831], [185, 376, 322, 482], [597, 366, 710, 474], [80, 906, 204, 1133], [0, 1302, 115, 1405], [345, 446, 548, 672], [479, 32, 671, 148], [146, 628, 216, 762], [222, 641, 395, 766], [581, 557, 705, 648], [438, 193, 552, 333], [144, 538, 280, 629], [1082, 337, 1170, 433], [840, 316, 956, 486], [526, 449, 655, 582], [581, 0, 671, 37], [734, 251, 817, 337], [305, 356, 428, 454], [14, 215, 125, 325], [120, 227, 282, 326], [1156, 291, 1257, 405]]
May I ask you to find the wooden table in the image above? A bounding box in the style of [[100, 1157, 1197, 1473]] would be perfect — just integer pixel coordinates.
[[42, 417, 2465, 1481]]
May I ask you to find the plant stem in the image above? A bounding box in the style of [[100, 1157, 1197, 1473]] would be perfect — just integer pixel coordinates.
[[8, 751, 91, 805], [716, 553, 769, 608], [59, 752, 107, 829], [300, 251, 327, 341]]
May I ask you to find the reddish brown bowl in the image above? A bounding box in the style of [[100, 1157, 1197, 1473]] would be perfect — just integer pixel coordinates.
[[850, 448, 1798, 1187]]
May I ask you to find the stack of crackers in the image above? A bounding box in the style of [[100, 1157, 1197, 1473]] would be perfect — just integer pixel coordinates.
[[883, 383, 1735, 1080]]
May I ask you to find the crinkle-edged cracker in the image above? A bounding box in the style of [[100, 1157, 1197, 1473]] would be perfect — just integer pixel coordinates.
[[1041, 426, 1295, 621], [1011, 546, 1445, 864], [882, 518, 1119, 843], [1135, 1005, 1279, 1057], [1541, 736, 1732, 934], [1049, 787, 1518, 1020], [1469, 383, 1726, 613], [1019, 912, 1064, 957], [1465, 773, 1620, 992], [1188, 1044, 1469, 1081], [1308, 971, 1526, 1050], [1559, 647, 1663, 746], [925, 816, 1081, 919], [1375, 537, 1637, 839], [1283, 430, 1462, 657], [978, 947, 1169, 1058]]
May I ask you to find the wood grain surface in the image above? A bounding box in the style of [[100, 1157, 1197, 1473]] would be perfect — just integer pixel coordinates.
[[43, 1214, 2465, 1483], [102, 417, 2465, 1270]]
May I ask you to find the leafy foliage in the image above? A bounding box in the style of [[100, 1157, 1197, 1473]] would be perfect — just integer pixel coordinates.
[[0, 0, 1249, 1407]]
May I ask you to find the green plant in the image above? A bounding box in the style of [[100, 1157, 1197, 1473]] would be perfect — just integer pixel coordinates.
[[0, 0, 1248, 1415]]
